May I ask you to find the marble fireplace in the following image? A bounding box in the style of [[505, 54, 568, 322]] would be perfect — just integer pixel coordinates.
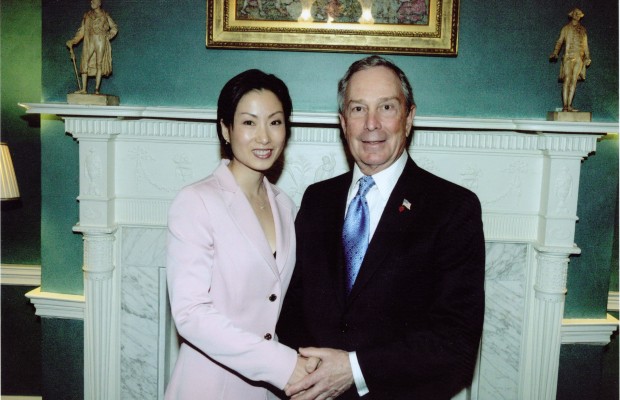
[[22, 103, 618, 400]]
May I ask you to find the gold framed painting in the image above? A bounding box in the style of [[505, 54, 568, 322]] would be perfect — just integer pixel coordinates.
[[207, 0, 460, 56]]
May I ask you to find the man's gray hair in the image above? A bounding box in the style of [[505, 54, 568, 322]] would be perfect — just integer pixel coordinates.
[[337, 55, 416, 115]]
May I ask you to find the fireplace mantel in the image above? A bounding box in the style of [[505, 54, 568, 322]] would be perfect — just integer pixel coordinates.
[[20, 102, 617, 133], [21, 103, 619, 400]]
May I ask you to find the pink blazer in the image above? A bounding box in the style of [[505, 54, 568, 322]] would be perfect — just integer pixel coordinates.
[[165, 160, 298, 400]]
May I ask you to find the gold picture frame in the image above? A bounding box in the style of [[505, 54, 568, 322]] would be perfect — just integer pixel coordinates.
[[207, 1, 460, 56]]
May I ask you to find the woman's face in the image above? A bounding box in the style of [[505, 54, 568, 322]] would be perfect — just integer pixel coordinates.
[[221, 89, 287, 176]]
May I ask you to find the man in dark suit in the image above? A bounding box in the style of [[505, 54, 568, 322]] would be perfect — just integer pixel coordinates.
[[277, 55, 485, 400]]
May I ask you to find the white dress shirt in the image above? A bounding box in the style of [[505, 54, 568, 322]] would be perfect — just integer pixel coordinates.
[[344, 151, 408, 396]]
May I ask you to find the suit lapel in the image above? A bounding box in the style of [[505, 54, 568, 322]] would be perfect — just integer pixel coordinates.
[[316, 172, 353, 309], [346, 159, 426, 303], [270, 183, 294, 274], [217, 165, 280, 278]]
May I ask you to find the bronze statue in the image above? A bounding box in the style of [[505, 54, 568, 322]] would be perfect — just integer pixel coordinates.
[[549, 8, 591, 112]]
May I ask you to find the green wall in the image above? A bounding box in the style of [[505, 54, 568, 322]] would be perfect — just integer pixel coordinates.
[[42, 0, 618, 120], [1, 0, 42, 265], [1, 285, 42, 395], [41, 318, 83, 400], [566, 135, 619, 318], [557, 336, 619, 400], [39, 117, 83, 293], [1, 2, 44, 397]]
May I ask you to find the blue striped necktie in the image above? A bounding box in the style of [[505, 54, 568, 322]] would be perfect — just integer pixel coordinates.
[[342, 175, 375, 295]]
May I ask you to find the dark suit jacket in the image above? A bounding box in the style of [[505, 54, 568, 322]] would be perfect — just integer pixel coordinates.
[[277, 157, 485, 400]]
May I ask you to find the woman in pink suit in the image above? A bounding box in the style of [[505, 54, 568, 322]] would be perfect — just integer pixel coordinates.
[[166, 69, 312, 399]]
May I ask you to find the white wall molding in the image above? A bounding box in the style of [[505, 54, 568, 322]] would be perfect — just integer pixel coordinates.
[[0, 264, 41, 286], [561, 314, 619, 344], [25, 287, 85, 320]]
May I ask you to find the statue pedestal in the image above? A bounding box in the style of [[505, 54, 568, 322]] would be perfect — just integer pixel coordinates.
[[67, 93, 120, 106], [547, 111, 591, 122]]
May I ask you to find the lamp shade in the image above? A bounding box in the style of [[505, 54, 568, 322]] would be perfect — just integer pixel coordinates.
[[1, 142, 20, 200]]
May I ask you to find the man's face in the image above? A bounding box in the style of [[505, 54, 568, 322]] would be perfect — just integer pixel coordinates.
[[339, 66, 415, 176]]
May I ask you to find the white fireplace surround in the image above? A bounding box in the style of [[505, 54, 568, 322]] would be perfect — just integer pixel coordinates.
[[21, 103, 618, 400]]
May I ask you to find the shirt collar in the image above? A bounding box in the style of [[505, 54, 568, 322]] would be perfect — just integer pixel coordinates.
[[350, 151, 408, 200]]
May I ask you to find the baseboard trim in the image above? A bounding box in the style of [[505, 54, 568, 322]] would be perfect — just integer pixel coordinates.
[[1, 396, 43, 400], [25, 287, 85, 320], [0, 264, 41, 286], [561, 313, 619, 344]]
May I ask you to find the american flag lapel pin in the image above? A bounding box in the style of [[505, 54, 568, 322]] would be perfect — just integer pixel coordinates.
[[399, 199, 411, 213]]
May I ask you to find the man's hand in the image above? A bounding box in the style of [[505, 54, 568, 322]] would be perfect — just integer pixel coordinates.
[[285, 347, 354, 400], [285, 355, 321, 392]]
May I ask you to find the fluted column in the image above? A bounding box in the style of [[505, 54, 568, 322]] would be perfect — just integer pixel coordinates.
[[66, 118, 120, 400], [520, 248, 573, 399], [519, 133, 595, 400], [78, 228, 118, 400]]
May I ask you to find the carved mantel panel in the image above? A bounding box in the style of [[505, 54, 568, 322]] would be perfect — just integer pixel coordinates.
[[21, 103, 617, 400]]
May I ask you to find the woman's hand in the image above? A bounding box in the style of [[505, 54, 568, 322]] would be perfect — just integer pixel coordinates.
[[285, 355, 321, 391]]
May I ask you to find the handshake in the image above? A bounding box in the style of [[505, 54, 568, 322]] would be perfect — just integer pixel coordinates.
[[284, 347, 354, 400]]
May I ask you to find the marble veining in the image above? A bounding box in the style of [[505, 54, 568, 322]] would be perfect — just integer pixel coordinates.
[[120, 227, 167, 399], [478, 242, 527, 399]]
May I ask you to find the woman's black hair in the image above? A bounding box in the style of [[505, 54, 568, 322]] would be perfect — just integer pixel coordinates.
[[216, 69, 293, 159]]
